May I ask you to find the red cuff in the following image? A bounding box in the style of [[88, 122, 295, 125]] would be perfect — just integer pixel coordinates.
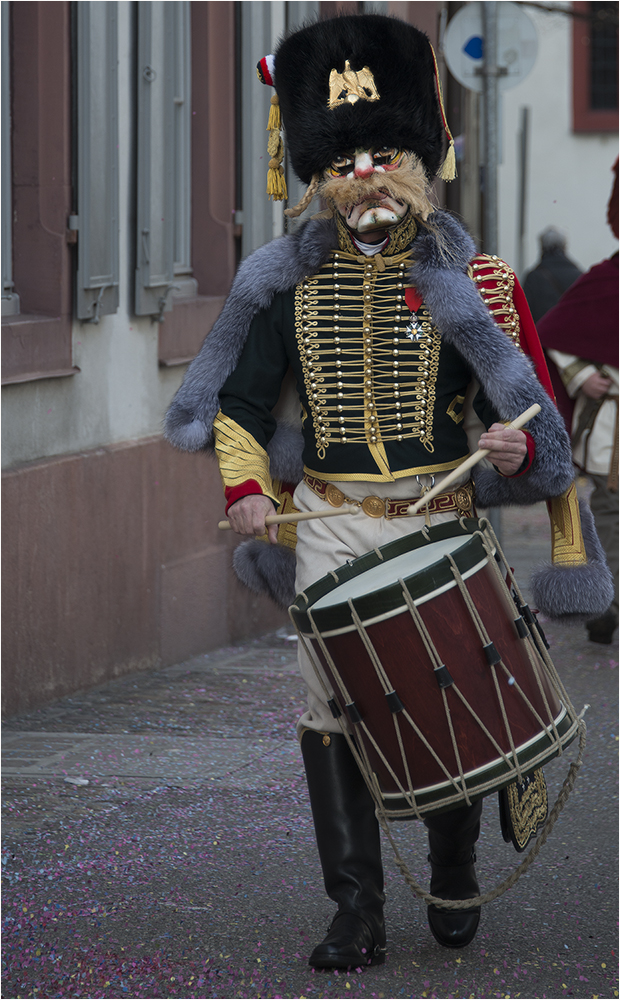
[[506, 430, 536, 477], [224, 480, 267, 514]]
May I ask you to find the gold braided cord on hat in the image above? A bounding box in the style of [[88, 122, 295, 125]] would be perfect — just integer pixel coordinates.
[[266, 95, 288, 202], [429, 43, 457, 182], [284, 174, 322, 219]]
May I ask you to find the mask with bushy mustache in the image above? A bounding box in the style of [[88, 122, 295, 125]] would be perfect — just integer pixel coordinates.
[[320, 150, 434, 238]]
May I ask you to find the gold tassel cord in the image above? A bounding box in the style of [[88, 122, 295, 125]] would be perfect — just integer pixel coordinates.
[[267, 130, 282, 158], [265, 94, 287, 202], [429, 43, 457, 182], [267, 94, 281, 131], [267, 158, 288, 200], [438, 138, 457, 183]]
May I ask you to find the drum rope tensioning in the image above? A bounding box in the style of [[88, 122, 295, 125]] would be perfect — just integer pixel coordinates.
[[290, 516, 588, 911], [378, 712, 587, 911], [376, 518, 588, 910]]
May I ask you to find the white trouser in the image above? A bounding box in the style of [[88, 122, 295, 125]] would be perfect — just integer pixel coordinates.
[[293, 471, 471, 738]]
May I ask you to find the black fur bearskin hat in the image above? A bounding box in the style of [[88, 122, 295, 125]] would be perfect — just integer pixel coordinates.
[[272, 14, 446, 185]]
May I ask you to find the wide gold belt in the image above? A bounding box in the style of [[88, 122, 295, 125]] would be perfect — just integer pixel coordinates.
[[303, 474, 475, 519]]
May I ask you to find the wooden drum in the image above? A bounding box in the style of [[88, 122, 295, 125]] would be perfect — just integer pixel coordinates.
[[290, 519, 579, 818]]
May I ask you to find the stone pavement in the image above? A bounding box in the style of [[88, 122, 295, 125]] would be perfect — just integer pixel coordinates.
[[2, 503, 618, 1000]]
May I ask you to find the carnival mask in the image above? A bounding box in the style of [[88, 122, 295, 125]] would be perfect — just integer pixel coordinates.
[[321, 148, 433, 237]]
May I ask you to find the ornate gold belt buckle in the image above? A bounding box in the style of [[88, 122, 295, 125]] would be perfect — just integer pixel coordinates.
[[454, 484, 472, 516], [325, 483, 346, 508], [361, 495, 386, 518]]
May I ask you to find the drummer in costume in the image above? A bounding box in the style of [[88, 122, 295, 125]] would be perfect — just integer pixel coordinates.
[[165, 15, 611, 969]]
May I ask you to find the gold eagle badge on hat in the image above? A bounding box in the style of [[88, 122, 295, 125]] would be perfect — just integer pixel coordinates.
[[328, 60, 380, 109]]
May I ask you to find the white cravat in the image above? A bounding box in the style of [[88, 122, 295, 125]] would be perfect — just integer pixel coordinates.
[[350, 234, 389, 256]]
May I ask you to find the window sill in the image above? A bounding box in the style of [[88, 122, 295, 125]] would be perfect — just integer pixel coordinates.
[[572, 115, 619, 133], [1, 294, 21, 318], [2, 313, 74, 385]]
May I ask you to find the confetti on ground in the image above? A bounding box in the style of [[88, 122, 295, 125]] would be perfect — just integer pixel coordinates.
[[2, 565, 618, 999]]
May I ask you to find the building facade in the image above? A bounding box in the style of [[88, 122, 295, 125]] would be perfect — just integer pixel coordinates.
[[2, 1, 617, 715], [444, 1, 618, 270]]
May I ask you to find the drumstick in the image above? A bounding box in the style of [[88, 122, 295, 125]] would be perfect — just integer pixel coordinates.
[[218, 506, 358, 531], [407, 402, 542, 516]]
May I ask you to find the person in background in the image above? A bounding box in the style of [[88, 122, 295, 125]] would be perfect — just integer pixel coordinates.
[[522, 227, 583, 323], [538, 161, 619, 645]]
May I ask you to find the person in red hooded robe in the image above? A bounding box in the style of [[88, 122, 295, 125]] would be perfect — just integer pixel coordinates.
[[538, 161, 619, 644]]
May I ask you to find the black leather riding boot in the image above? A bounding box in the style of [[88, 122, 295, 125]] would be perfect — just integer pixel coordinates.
[[424, 799, 483, 948], [301, 729, 386, 969]]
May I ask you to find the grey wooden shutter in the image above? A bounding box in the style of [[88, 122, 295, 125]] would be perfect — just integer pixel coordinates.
[[135, 2, 176, 318], [76, 2, 120, 323], [172, 1, 192, 280]]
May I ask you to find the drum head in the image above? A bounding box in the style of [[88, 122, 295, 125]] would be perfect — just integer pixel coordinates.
[[291, 519, 489, 636]]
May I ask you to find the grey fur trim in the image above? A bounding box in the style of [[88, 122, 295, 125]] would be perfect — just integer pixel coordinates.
[[232, 540, 297, 610], [530, 500, 614, 621], [410, 215, 574, 504], [164, 218, 336, 452], [267, 423, 305, 484]]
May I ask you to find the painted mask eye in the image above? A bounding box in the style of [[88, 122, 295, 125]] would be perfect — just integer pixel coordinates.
[[328, 155, 354, 177], [372, 147, 402, 167]]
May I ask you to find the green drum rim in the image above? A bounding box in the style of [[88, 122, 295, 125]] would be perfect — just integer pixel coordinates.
[[290, 517, 486, 636], [375, 709, 579, 816]]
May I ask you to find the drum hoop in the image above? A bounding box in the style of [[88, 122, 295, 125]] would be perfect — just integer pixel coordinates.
[[290, 518, 487, 635], [298, 554, 490, 638], [292, 518, 478, 609], [377, 704, 571, 805]]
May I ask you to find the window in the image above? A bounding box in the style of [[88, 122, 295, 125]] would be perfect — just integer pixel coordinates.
[[1, 2, 76, 384], [573, 1, 619, 131], [156, 1, 238, 365], [590, 1, 618, 109]]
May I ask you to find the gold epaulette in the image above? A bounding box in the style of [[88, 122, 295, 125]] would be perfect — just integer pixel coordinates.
[[469, 254, 521, 348]]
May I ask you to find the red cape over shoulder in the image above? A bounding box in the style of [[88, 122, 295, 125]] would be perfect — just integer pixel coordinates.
[[537, 254, 619, 368]]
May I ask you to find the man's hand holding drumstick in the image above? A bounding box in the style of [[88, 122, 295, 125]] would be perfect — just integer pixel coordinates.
[[226, 494, 280, 544], [223, 494, 359, 541], [477, 423, 528, 476]]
